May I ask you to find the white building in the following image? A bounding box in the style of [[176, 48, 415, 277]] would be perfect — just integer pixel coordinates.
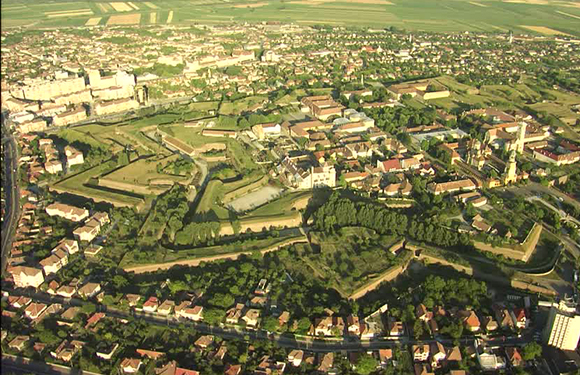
[[10, 266, 45, 288], [544, 301, 580, 351]]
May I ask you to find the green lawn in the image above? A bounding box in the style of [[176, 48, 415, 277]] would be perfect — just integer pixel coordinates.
[[52, 163, 145, 207]]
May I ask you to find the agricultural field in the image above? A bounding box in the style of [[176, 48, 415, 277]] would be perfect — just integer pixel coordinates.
[[2, 0, 579, 35]]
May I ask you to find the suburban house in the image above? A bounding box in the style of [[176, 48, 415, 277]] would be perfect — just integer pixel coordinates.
[[77, 282, 101, 298], [143, 297, 159, 312], [120, 358, 142, 374]]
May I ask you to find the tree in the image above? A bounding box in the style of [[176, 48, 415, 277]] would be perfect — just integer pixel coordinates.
[[262, 316, 280, 332], [522, 342, 542, 360], [356, 354, 378, 375]]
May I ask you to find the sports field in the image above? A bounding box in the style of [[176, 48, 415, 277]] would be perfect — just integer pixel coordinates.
[[1, 0, 579, 35]]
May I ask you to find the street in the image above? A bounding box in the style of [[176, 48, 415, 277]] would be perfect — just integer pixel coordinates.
[[1, 118, 20, 277], [5, 287, 534, 355]]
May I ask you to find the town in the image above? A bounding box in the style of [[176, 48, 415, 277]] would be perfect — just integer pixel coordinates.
[[2, 20, 580, 375]]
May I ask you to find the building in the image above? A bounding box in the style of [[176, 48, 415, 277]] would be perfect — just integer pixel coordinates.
[[73, 219, 101, 242], [53, 108, 87, 127], [428, 179, 476, 195], [16, 119, 47, 134], [10, 266, 44, 288], [252, 123, 281, 140], [543, 301, 580, 351], [45, 159, 63, 174], [45, 203, 89, 222], [94, 98, 139, 116], [65, 146, 84, 167]]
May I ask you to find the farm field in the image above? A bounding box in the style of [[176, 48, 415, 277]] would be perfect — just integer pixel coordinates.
[[1, 0, 579, 35]]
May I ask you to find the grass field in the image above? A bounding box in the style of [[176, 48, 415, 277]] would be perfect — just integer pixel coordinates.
[[2, 0, 579, 35], [51, 162, 145, 208]]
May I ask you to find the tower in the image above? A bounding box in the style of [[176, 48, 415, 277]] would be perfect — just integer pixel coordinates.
[[508, 30, 514, 44], [516, 121, 527, 153], [503, 150, 517, 185]]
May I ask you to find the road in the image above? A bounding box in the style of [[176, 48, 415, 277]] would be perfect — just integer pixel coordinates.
[[5, 287, 532, 354], [1, 118, 20, 276], [509, 182, 580, 212], [526, 196, 580, 227], [2, 354, 100, 375]]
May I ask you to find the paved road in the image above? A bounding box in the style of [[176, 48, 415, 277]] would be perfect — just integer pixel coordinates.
[[2, 354, 100, 375], [5, 287, 533, 354], [1, 119, 20, 276], [508, 182, 580, 211], [526, 196, 580, 227]]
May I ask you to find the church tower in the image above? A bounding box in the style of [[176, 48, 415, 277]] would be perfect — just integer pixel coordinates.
[[503, 150, 518, 185]]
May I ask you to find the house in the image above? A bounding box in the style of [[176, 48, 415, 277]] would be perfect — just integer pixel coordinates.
[[124, 294, 142, 307], [56, 285, 76, 298], [446, 346, 462, 362], [73, 219, 101, 242], [8, 335, 30, 351], [85, 312, 106, 330], [77, 283, 101, 298], [157, 300, 175, 316], [481, 316, 499, 332], [9, 266, 44, 288], [416, 304, 431, 322], [39, 250, 68, 275], [413, 344, 430, 362], [11, 296, 31, 309], [224, 364, 242, 375], [96, 342, 119, 360], [505, 347, 523, 367], [180, 305, 203, 321], [194, 335, 214, 350], [225, 303, 244, 324], [120, 358, 142, 373], [414, 363, 435, 375], [278, 311, 290, 326], [242, 308, 261, 328], [155, 361, 199, 375], [388, 320, 405, 336], [495, 309, 515, 330], [256, 355, 286, 375], [378, 349, 393, 367], [318, 352, 335, 374], [254, 279, 271, 295], [64, 146, 84, 167], [378, 158, 402, 173], [314, 316, 345, 337], [58, 307, 80, 325], [464, 310, 481, 332], [136, 349, 166, 360], [210, 344, 227, 361], [143, 297, 159, 312], [511, 308, 528, 329], [288, 349, 304, 367], [346, 315, 361, 336], [24, 302, 48, 319], [51, 340, 85, 362], [430, 342, 446, 367]]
